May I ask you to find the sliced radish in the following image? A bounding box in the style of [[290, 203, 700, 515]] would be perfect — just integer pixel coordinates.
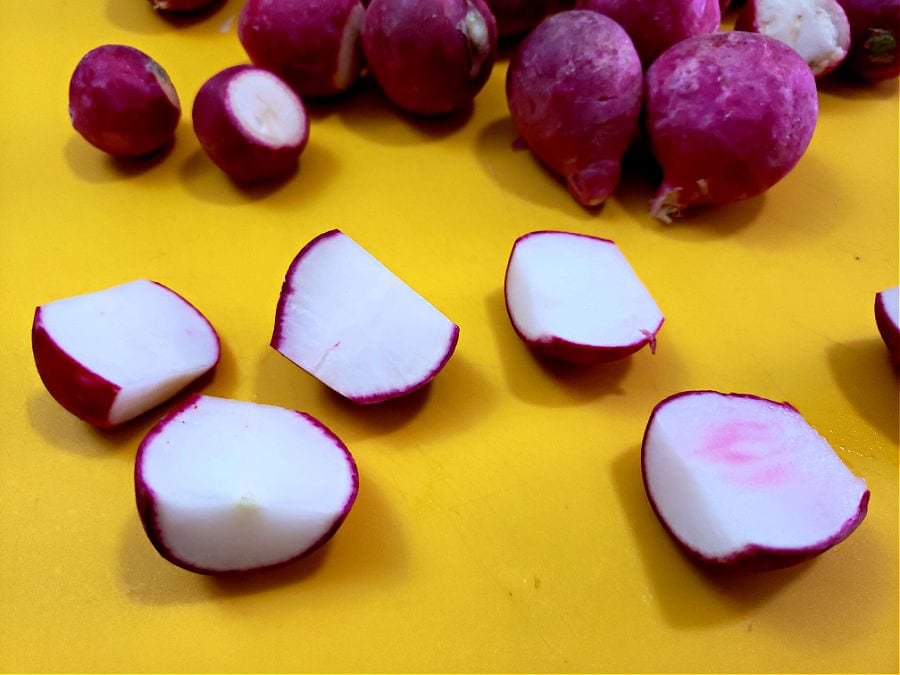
[[192, 65, 309, 183], [32, 279, 220, 428], [504, 230, 664, 364], [135, 394, 358, 574], [875, 285, 900, 366], [642, 391, 870, 570], [735, 0, 851, 77], [271, 230, 460, 404]]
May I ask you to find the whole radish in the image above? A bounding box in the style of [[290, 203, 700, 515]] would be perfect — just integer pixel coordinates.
[[836, 0, 900, 79], [362, 0, 498, 115], [643, 31, 818, 222], [505, 10, 643, 207], [575, 0, 721, 66], [68, 44, 181, 157], [735, 0, 851, 77], [238, 0, 366, 98]]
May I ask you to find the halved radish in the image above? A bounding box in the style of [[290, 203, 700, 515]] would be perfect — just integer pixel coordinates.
[[192, 65, 309, 183], [271, 230, 460, 403], [32, 279, 220, 428], [642, 390, 870, 570], [135, 394, 358, 574], [875, 285, 900, 366], [504, 230, 664, 364]]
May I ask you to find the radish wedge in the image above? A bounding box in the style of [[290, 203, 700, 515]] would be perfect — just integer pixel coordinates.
[[271, 230, 460, 403], [875, 285, 900, 366], [135, 394, 358, 575], [32, 279, 220, 428], [642, 391, 869, 570], [504, 230, 664, 364]]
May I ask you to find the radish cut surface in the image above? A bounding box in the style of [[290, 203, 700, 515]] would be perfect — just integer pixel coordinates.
[[272, 230, 459, 403], [642, 391, 869, 570], [875, 285, 900, 366], [504, 231, 664, 363], [135, 394, 358, 574], [32, 279, 220, 428]]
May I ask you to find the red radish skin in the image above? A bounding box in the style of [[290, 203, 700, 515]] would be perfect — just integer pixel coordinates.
[[504, 231, 664, 364], [575, 0, 721, 66], [641, 391, 870, 571], [875, 286, 900, 366], [644, 31, 818, 222], [68, 44, 181, 157], [238, 0, 366, 98], [485, 0, 558, 37], [192, 65, 310, 183], [505, 10, 643, 207], [736, 0, 851, 77], [361, 0, 498, 115], [836, 0, 900, 79], [32, 280, 220, 429], [135, 394, 358, 575], [272, 230, 460, 404]]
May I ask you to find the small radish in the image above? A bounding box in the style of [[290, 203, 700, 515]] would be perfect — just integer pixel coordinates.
[[237, 0, 367, 98], [32, 280, 220, 429], [642, 391, 870, 570], [135, 394, 358, 575], [643, 31, 818, 222], [68, 44, 181, 157], [875, 286, 900, 366], [836, 0, 900, 79], [361, 0, 498, 115], [192, 65, 309, 183], [735, 0, 851, 77], [575, 0, 721, 66], [505, 10, 643, 207], [485, 0, 558, 38], [271, 230, 460, 404], [504, 231, 664, 364]]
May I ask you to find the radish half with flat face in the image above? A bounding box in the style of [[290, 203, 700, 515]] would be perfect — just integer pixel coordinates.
[[642, 391, 870, 570], [272, 230, 460, 403], [504, 231, 664, 364], [32, 279, 220, 428], [192, 65, 309, 183], [135, 394, 358, 574], [875, 285, 900, 366]]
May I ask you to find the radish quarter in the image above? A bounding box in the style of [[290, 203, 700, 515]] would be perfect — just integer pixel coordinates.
[[31, 279, 220, 428], [735, 0, 851, 77], [875, 285, 900, 366], [68, 44, 181, 157], [642, 391, 869, 570], [135, 394, 358, 574], [644, 31, 819, 222], [504, 231, 664, 364], [271, 230, 460, 403]]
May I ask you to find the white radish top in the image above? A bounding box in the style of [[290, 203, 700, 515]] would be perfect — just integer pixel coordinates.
[[227, 69, 306, 147]]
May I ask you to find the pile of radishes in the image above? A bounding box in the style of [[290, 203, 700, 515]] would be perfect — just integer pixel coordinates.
[[50, 0, 898, 576]]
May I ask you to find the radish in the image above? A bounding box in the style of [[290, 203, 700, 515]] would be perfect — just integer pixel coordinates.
[[643, 31, 819, 222], [875, 286, 900, 366], [31, 280, 220, 429], [271, 230, 460, 404], [68, 44, 181, 157], [135, 394, 358, 574], [361, 0, 498, 115], [192, 65, 309, 183], [642, 391, 870, 570], [836, 0, 900, 79], [147, 0, 220, 11], [735, 0, 851, 77], [504, 231, 663, 364], [574, 0, 721, 66], [237, 0, 366, 98], [505, 10, 643, 207], [484, 0, 558, 38]]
